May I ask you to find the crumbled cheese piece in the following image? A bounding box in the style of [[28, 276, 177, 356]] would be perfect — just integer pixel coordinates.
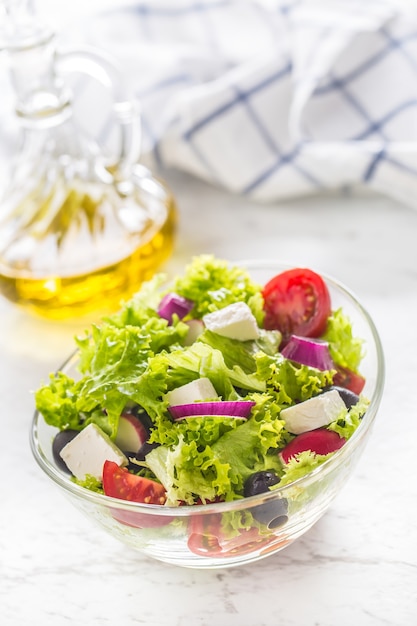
[[280, 390, 346, 435], [165, 377, 218, 406], [203, 302, 259, 341], [59, 423, 127, 481]]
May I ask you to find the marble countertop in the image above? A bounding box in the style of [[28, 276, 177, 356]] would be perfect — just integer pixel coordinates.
[[1, 169, 416, 625]]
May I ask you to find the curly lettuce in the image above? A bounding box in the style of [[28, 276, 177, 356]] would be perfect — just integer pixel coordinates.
[[146, 414, 286, 505], [172, 254, 264, 324], [34, 254, 368, 516], [323, 308, 364, 372]]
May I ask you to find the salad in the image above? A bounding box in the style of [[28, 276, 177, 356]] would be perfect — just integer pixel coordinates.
[[35, 255, 368, 550]]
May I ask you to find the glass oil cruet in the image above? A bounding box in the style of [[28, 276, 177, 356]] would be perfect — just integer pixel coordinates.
[[0, 0, 177, 320]]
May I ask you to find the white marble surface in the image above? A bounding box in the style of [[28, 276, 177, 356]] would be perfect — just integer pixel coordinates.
[[1, 168, 417, 625], [1, 2, 417, 623]]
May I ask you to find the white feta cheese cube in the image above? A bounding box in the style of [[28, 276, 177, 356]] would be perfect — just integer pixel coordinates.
[[165, 377, 218, 406], [59, 423, 127, 481], [280, 389, 346, 435], [203, 302, 259, 341]]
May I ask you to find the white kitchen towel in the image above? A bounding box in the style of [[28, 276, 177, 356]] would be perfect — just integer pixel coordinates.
[[28, 0, 417, 206]]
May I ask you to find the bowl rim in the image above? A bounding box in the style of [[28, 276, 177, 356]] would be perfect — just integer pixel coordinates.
[[29, 259, 385, 517]]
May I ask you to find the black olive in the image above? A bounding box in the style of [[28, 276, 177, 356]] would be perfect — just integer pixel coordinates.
[[52, 430, 78, 473], [253, 499, 289, 529], [327, 385, 360, 409], [244, 471, 289, 529], [124, 441, 160, 471], [131, 407, 154, 433], [244, 470, 280, 497]]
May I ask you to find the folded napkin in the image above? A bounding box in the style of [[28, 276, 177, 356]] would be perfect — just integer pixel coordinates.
[[7, 0, 417, 207]]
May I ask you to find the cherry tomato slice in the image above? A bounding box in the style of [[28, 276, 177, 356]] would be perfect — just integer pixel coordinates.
[[187, 513, 275, 557], [102, 460, 172, 528], [333, 365, 366, 395], [262, 268, 331, 342]]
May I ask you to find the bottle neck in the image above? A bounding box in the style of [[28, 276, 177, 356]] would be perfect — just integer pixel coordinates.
[[1, 0, 72, 127]]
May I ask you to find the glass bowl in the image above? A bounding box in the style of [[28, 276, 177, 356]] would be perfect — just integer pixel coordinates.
[[30, 261, 385, 569]]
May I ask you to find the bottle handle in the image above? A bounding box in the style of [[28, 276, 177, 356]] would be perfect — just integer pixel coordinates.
[[56, 45, 141, 179]]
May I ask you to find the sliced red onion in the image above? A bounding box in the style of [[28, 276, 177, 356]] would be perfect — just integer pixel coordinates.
[[281, 335, 334, 371], [168, 400, 255, 421], [157, 292, 194, 324]]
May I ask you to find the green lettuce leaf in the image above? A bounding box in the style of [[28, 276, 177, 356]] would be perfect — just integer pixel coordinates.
[[328, 396, 369, 439], [172, 254, 264, 323], [323, 308, 364, 372], [143, 350, 335, 504], [72, 474, 104, 493], [278, 450, 332, 487], [277, 397, 369, 489], [146, 438, 232, 505], [211, 415, 285, 493], [104, 273, 167, 327], [150, 414, 243, 449], [162, 342, 266, 396], [34, 255, 368, 520], [197, 328, 281, 374], [35, 311, 189, 437], [146, 410, 286, 505], [35, 372, 85, 431], [257, 352, 334, 408], [34, 369, 128, 437]]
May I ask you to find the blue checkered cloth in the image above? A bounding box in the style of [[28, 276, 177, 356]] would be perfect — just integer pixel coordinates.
[[71, 0, 417, 204]]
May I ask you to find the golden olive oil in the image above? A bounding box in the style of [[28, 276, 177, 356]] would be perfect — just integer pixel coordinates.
[[0, 192, 177, 320]]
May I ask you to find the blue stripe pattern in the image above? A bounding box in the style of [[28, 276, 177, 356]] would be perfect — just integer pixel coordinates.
[[314, 31, 417, 97], [183, 62, 293, 140], [90, 2, 417, 199]]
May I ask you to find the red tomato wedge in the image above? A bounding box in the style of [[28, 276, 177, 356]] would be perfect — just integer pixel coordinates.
[[333, 365, 366, 395], [262, 268, 331, 342], [103, 461, 167, 504], [187, 513, 275, 557], [102, 461, 172, 528]]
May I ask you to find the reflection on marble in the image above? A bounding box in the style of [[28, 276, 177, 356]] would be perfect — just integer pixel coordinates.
[[1, 172, 417, 626]]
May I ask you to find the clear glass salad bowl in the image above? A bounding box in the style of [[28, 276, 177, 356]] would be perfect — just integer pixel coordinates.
[[30, 261, 384, 569]]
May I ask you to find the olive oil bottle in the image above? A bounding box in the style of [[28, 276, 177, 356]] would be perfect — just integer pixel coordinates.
[[0, 0, 176, 320]]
